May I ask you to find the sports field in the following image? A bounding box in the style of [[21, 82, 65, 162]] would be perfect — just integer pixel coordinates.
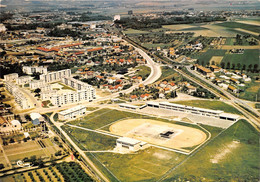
[[109, 119, 207, 152]]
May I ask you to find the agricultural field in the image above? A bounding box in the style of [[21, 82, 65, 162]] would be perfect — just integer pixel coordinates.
[[1, 138, 64, 169], [0, 162, 93, 182], [215, 22, 260, 34], [193, 49, 259, 68], [239, 80, 260, 102]]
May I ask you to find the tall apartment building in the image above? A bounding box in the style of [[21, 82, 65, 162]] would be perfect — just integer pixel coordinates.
[[17, 76, 32, 85], [41, 88, 96, 106], [5, 82, 30, 109], [4, 73, 18, 82], [23, 66, 48, 75], [30, 80, 51, 91], [61, 77, 93, 90], [40, 69, 71, 83]]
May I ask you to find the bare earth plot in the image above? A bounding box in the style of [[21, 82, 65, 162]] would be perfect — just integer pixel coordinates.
[[209, 56, 223, 65], [109, 119, 207, 153]]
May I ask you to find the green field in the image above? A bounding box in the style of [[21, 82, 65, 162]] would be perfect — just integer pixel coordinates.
[[192, 49, 227, 64], [216, 22, 260, 33], [123, 28, 149, 34], [221, 49, 259, 68], [142, 43, 172, 49], [93, 147, 186, 182], [181, 27, 209, 31], [62, 108, 260, 181], [157, 66, 182, 81], [171, 100, 241, 115], [239, 81, 260, 102], [194, 49, 259, 68], [163, 119, 260, 182], [225, 37, 235, 45], [62, 125, 116, 151], [136, 65, 151, 80]]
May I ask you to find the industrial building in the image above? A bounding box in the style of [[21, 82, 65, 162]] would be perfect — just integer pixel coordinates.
[[58, 105, 86, 120]]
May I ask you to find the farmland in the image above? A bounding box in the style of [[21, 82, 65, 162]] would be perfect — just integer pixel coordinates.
[[216, 22, 260, 34], [0, 162, 93, 182], [193, 49, 259, 68]]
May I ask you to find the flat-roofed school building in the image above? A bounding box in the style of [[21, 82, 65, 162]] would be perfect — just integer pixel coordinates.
[[147, 101, 240, 121], [58, 105, 86, 120], [116, 137, 146, 151]]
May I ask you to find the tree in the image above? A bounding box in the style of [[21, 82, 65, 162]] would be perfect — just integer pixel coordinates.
[[0, 163, 4, 169], [34, 88, 41, 93]]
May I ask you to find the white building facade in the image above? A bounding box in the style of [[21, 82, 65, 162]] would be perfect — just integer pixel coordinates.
[[4, 73, 18, 82], [23, 66, 48, 75], [5, 82, 30, 109], [147, 101, 240, 121], [17, 76, 32, 85], [40, 69, 71, 83], [58, 105, 86, 120]]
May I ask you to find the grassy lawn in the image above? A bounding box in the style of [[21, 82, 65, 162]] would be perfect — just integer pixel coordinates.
[[68, 108, 150, 130], [239, 81, 260, 102], [136, 65, 151, 80], [157, 66, 182, 81], [92, 147, 187, 182], [221, 49, 259, 67], [86, 107, 99, 111], [59, 83, 76, 91], [171, 100, 241, 115], [123, 28, 149, 35], [62, 125, 116, 151], [163, 119, 260, 181]]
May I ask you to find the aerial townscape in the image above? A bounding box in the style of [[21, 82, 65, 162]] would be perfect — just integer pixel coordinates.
[[0, 0, 259, 181]]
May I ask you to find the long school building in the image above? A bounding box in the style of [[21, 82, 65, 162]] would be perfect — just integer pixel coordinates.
[[58, 105, 86, 120], [147, 101, 240, 121]]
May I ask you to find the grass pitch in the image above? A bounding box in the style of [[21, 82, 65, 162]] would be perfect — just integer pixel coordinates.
[[163, 119, 260, 182]]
